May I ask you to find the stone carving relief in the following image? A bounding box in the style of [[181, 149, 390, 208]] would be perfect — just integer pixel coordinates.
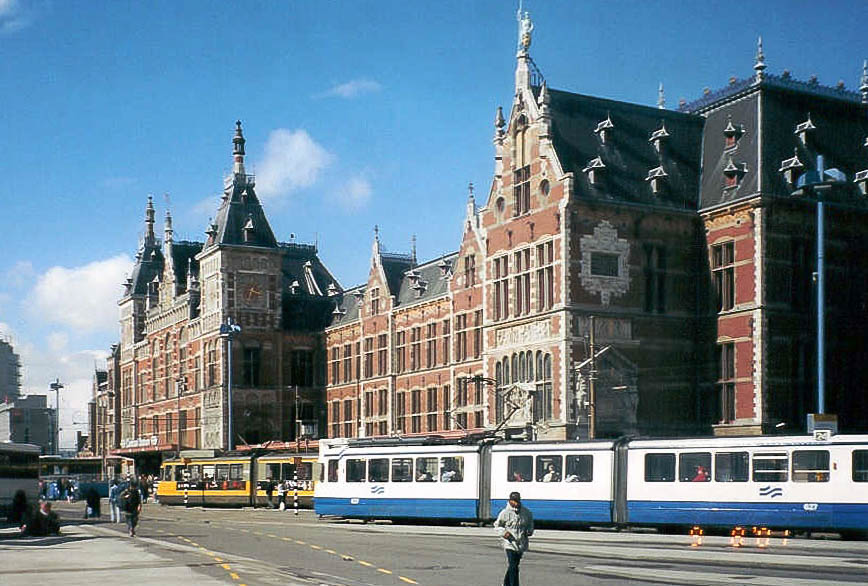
[[580, 220, 630, 305], [495, 319, 551, 348]]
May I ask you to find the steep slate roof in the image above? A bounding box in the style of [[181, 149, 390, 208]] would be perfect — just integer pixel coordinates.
[[329, 285, 364, 327], [169, 240, 202, 295], [681, 74, 868, 210], [545, 88, 705, 210], [380, 252, 416, 298], [395, 252, 457, 307], [211, 176, 278, 248], [279, 242, 340, 297], [128, 243, 163, 295]]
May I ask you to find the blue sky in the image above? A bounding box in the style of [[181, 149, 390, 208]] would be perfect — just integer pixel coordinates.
[[1, 0, 866, 447]]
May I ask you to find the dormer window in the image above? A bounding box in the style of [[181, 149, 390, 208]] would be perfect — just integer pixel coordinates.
[[795, 114, 816, 145], [779, 148, 804, 187], [243, 215, 255, 243], [594, 114, 614, 144], [723, 158, 748, 189], [646, 166, 668, 195], [583, 157, 606, 186], [723, 115, 744, 149], [649, 122, 669, 153]]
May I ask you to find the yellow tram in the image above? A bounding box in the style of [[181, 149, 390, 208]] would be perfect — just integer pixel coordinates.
[[156, 450, 316, 508]]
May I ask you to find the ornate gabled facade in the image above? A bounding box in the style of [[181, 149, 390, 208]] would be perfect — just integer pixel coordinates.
[[325, 14, 868, 441], [110, 122, 339, 472]]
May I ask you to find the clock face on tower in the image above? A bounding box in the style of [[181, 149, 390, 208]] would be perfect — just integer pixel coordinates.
[[239, 274, 265, 308]]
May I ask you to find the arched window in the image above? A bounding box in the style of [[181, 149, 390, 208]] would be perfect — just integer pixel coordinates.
[[511, 354, 518, 384], [536, 351, 543, 381], [502, 357, 510, 388], [519, 352, 527, 382], [495, 362, 504, 423], [533, 353, 553, 422], [525, 351, 533, 381]]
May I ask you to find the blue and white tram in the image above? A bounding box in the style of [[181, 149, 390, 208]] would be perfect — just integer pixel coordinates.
[[315, 439, 485, 520], [490, 441, 615, 524], [0, 442, 40, 515], [624, 434, 868, 534]]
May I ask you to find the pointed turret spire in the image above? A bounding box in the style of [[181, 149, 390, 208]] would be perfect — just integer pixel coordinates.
[[860, 59, 868, 104], [657, 82, 666, 109], [233, 120, 246, 175], [754, 36, 767, 83], [164, 207, 173, 243], [538, 81, 550, 111], [514, 6, 533, 89], [494, 106, 506, 144], [144, 195, 156, 247]]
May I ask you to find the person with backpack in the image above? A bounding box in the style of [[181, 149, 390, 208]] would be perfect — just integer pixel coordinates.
[[120, 478, 143, 537]]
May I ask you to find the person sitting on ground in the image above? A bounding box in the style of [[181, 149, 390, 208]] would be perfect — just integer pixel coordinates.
[[7, 490, 29, 525], [21, 500, 61, 536]]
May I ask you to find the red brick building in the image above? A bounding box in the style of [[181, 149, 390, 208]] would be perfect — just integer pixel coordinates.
[[325, 22, 868, 440]]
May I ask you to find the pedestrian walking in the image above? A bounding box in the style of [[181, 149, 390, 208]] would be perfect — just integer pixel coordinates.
[[493, 491, 534, 586], [108, 479, 122, 523], [121, 478, 143, 537], [276, 480, 286, 511]]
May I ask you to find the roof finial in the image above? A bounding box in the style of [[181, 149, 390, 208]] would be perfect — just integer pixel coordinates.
[[657, 82, 665, 109], [144, 194, 156, 246], [411, 234, 417, 263], [754, 36, 767, 83], [164, 205, 173, 243], [233, 120, 246, 175], [374, 224, 379, 242], [860, 59, 868, 104], [468, 181, 475, 200], [517, 2, 533, 57]]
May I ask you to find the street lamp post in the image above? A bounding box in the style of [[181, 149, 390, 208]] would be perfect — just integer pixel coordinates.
[[176, 378, 187, 453], [49, 378, 64, 454], [219, 317, 241, 451]]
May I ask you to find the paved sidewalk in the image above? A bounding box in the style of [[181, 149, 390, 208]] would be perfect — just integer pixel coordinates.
[[0, 522, 228, 585]]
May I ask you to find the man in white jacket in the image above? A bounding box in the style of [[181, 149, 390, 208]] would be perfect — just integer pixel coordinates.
[[493, 491, 534, 586]]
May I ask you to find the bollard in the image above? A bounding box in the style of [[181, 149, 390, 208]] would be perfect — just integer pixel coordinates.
[[293, 468, 298, 516], [184, 485, 188, 508]]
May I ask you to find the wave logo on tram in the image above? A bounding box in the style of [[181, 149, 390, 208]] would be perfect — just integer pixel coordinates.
[[759, 486, 783, 498], [370, 485, 385, 495]]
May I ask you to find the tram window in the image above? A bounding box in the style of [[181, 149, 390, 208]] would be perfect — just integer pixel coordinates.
[[266, 463, 281, 481], [440, 457, 464, 482], [229, 464, 244, 481], [174, 467, 185, 482], [792, 450, 829, 482], [328, 460, 339, 482], [565, 455, 593, 482], [282, 463, 296, 481], [715, 452, 748, 482], [536, 455, 562, 482], [752, 452, 788, 482], [391, 458, 413, 482], [645, 453, 675, 482], [216, 464, 230, 482], [368, 458, 389, 482], [507, 456, 533, 482], [679, 452, 711, 482], [189, 465, 202, 480], [203, 464, 216, 481], [298, 462, 313, 481], [853, 451, 868, 482], [346, 459, 366, 482], [415, 457, 438, 481]]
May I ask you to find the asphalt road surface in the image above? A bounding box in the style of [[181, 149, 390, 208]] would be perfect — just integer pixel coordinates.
[[50, 501, 868, 586]]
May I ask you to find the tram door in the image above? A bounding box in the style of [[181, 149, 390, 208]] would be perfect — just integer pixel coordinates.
[[612, 440, 629, 525]]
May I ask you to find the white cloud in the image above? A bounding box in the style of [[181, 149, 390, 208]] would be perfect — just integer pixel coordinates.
[[333, 176, 373, 211], [28, 254, 133, 332], [255, 129, 333, 202], [317, 79, 382, 99], [47, 331, 68, 353], [0, 0, 29, 34], [6, 260, 35, 288]]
